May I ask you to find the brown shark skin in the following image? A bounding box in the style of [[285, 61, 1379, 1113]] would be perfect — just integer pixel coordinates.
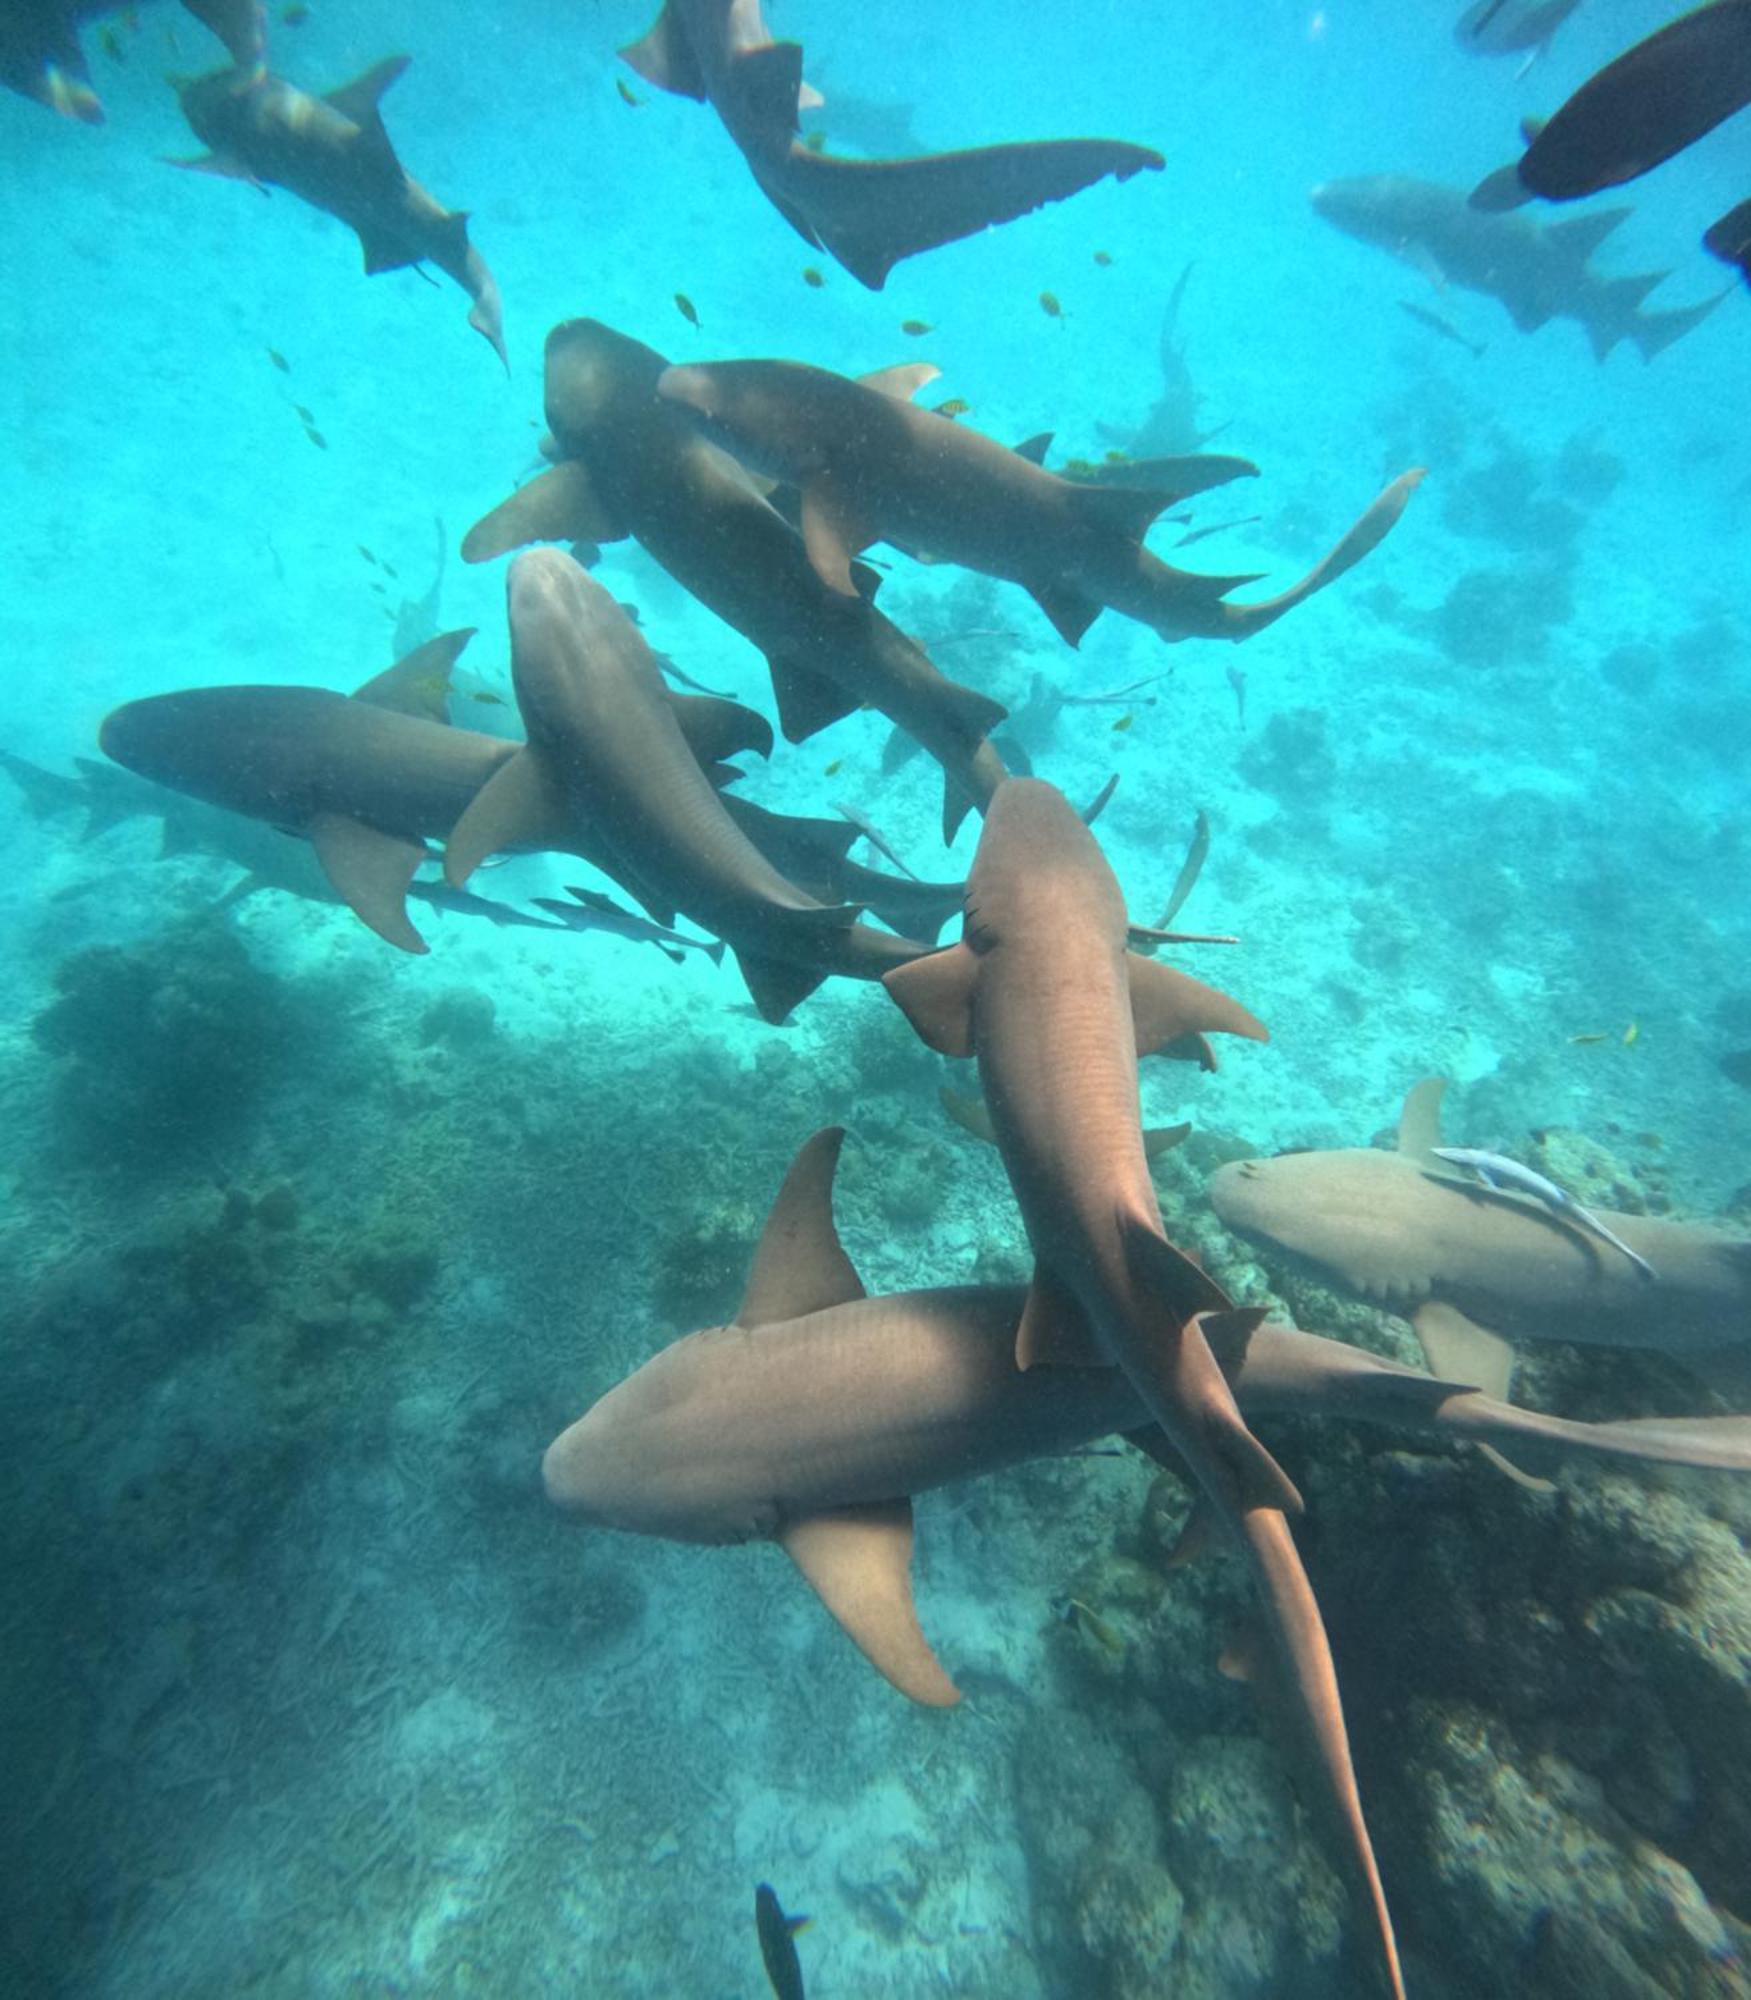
[[655, 357, 1423, 648], [449, 550, 926, 1018], [619, 0, 1163, 291], [881, 779, 1405, 1996], [463, 319, 1010, 839], [549, 1285, 1751, 1548], [1210, 1143, 1751, 1356], [174, 59, 507, 367]]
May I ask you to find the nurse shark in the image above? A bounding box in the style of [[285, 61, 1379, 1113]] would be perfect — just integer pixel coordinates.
[[1209, 1078, 1751, 1406]]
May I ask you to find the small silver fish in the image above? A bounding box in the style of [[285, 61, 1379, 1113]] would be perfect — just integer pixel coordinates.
[[1431, 1146, 1657, 1280]]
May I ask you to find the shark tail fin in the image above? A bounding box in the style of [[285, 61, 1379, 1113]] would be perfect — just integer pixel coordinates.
[[1215, 467, 1426, 640], [619, 4, 708, 98], [1630, 288, 1724, 363]]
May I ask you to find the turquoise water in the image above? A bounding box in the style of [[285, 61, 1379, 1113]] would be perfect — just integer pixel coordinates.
[[2, 1, 1748, 1993]]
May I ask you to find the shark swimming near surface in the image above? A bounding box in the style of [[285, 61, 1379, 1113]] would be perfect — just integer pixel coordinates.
[[617, 0, 1164, 289], [877, 779, 1401, 1997], [1311, 173, 1719, 362], [463, 317, 1013, 841], [1209, 1079, 1751, 1407], [172, 56, 507, 366], [656, 355, 1423, 649], [445, 550, 930, 1021]]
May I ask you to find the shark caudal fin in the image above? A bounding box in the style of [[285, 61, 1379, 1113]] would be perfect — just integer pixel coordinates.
[[1227, 1510, 1405, 2000], [1215, 468, 1426, 641], [776, 139, 1165, 291]]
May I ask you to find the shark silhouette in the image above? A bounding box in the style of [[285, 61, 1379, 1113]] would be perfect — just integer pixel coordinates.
[[463, 318, 1012, 840], [656, 356, 1423, 648], [618, 0, 1163, 289], [172, 56, 507, 366], [445, 550, 929, 1021], [1209, 1078, 1751, 1408], [2, 0, 263, 123]]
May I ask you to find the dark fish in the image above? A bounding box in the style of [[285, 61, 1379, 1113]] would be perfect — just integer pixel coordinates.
[[755, 1884, 808, 2000], [1093, 249, 1113, 266], [267, 346, 290, 371], [1471, 1, 1751, 210], [303, 425, 328, 450], [1454, 0, 1581, 64], [935, 396, 971, 417], [801, 265, 825, 287], [900, 318, 933, 336], [1110, 710, 1133, 731], [1397, 297, 1486, 358], [293, 402, 317, 424], [1039, 289, 1064, 318], [357, 544, 378, 566], [1227, 664, 1247, 730], [616, 76, 642, 106], [282, 3, 310, 24], [674, 291, 701, 328]]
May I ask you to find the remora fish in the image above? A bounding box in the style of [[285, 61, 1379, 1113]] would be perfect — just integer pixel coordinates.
[[877, 779, 1402, 1997], [1430, 1146, 1657, 1281], [172, 57, 507, 367], [617, 0, 1164, 289], [1311, 173, 1719, 362], [656, 355, 1422, 649], [1471, 0, 1751, 211], [96, 629, 773, 953], [445, 550, 928, 1022], [533, 885, 725, 963], [462, 318, 1011, 840], [1453, 0, 1582, 66], [1209, 1079, 1751, 1403]]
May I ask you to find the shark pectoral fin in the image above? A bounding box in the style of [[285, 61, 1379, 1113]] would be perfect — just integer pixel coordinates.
[[1017, 1263, 1107, 1370], [666, 691, 775, 765], [1410, 1301, 1515, 1401], [1127, 952, 1269, 1057], [306, 814, 429, 954], [780, 1500, 961, 1708], [938, 1084, 995, 1145], [737, 1127, 866, 1327], [353, 627, 477, 720], [1025, 578, 1102, 648], [765, 653, 862, 742], [462, 463, 626, 564], [881, 941, 979, 1057], [1145, 1122, 1193, 1159], [443, 747, 571, 887], [857, 362, 943, 402], [1396, 1076, 1448, 1161], [799, 478, 874, 596], [356, 228, 422, 277], [619, 3, 708, 98], [733, 949, 829, 1024]]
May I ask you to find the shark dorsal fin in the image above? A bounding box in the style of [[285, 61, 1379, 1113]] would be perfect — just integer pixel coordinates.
[[323, 54, 410, 129], [1396, 1077, 1448, 1162], [1012, 431, 1054, 465], [779, 1499, 961, 1707], [306, 813, 429, 954], [882, 941, 978, 1058], [1016, 1260, 1107, 1369], [858, 362, 942, 402], [352, 627, 477, 721], [737, 1127, 865, 1328]]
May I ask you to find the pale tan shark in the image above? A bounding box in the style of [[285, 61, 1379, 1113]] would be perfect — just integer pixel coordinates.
[[1209, 1077, 1751, 1409]]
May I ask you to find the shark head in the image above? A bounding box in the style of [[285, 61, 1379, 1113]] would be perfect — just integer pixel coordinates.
[[544, 318, 666, 445], [1209, 1147, 1441, 1302], [963, 777, 1128, 951]]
